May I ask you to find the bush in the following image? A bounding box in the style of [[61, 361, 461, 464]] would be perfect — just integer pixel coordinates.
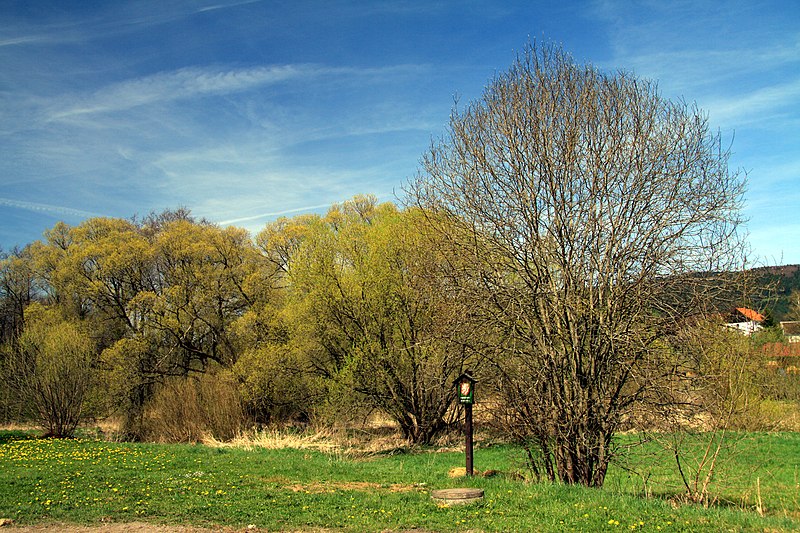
[[3, 304, 97, 437], [234, 343, 322, 426], [142, 371, 246, 443]]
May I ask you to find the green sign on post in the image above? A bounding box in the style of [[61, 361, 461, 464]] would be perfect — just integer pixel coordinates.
[[458, 374, 475, 404]]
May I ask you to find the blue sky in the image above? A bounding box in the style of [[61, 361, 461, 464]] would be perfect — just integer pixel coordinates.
[[1, 1, 798, 264]]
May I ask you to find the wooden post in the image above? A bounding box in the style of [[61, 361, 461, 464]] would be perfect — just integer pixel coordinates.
[[454, 370, 477, 477], [464, 401, 474, 476]]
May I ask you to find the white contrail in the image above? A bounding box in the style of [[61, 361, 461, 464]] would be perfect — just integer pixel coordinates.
[[0, 197, 103, 219], [218, 193, 394, 226], [218, 203, 334, 225]]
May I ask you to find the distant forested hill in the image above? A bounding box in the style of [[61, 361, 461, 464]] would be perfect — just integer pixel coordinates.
[[752, 264, 800, 320]]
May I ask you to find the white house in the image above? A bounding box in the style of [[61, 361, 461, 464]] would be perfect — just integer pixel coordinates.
[[724, 307, 765, 336]]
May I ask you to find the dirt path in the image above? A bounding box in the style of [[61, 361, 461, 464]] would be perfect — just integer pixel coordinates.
[[2, 522, 429, 532], [2, 525, 377, 532], [2, 522, 278, 532], [0, 521, 433, 533]]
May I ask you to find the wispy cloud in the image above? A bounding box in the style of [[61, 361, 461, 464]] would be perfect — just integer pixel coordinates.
[[0, 35, 50, 47], [113, 0, 269, 32], [49, 65, 310, 120], [217, 191, 396, 233], [705, 78, 800, 127], [605, 45, 800, 90], [0, 0, 268, 49], [46, 63, 432, 122], [588, 1, 800, 92]]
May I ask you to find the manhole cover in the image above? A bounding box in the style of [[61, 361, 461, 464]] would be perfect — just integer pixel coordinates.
[[430, 488, 485, 505]]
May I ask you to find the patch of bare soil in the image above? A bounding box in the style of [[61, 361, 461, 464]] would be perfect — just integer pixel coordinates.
[[2, 523, 432, 532], [3, 522, 246, 532], [284, 481, 426, 494], [0, 522, 346, 532]]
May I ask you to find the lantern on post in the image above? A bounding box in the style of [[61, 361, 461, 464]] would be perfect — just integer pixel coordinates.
[[456, 371, 476, 404], [454, 371, 477, 476]]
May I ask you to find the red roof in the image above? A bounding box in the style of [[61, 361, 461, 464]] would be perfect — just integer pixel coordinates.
[[736, 307, 765, 322], [762, 343, 800, 357]]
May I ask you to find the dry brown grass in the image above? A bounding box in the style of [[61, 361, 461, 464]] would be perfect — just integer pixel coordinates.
[[0, 418, 122, 437], [202, 425, 416, 455], [3, 409, 482, 459], [0, 421, 38, 431], [758, 400, 800, 431], [203, 427, 340, 451], [201, 421, 488, 459], [143, 374, 246, 443]]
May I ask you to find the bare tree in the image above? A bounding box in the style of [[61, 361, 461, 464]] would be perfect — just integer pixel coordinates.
[[408, 42, 748, 486]]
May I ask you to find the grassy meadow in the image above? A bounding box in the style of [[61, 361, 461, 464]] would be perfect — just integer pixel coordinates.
[[0, 429, 799, 532]]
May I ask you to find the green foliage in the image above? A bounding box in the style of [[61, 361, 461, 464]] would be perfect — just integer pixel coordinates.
[[0, 246, 34, 345], [2, 208, 315, 438], [3, 304, 97, 437], [15, 213, 279, 440], [751, 326, 785, 348], [233, 342, 322, 424], [751, 265, 800, 321], [286, 196, 473, 443]]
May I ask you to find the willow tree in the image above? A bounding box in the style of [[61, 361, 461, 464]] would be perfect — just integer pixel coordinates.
[[0, 247, 35, 346], [25, 214, 262, 440], [289, 196, 473, 443], [5, 304, 97, 438], [409, 42, 748, 486]]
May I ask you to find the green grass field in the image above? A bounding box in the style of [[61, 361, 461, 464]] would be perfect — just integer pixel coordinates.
[[1, 430, 798, 531]]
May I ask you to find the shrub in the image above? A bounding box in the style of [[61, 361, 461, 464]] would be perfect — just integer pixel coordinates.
[[142, 371, 245, 443], [4, 304, 97, 437]]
